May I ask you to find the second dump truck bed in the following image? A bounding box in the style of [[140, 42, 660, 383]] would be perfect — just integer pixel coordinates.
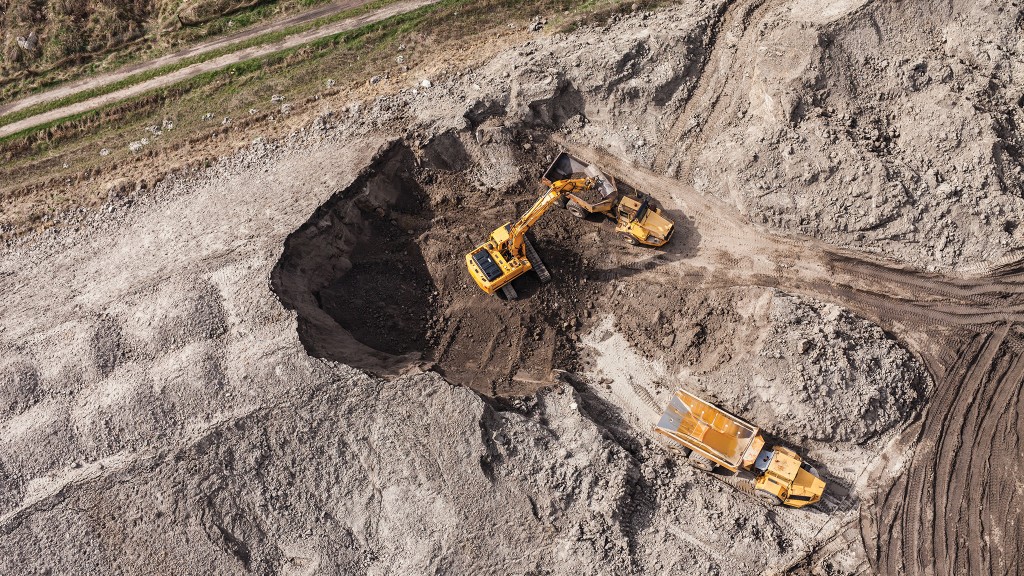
[[656, 389, 760, 471], [541, 152, 617, 205]]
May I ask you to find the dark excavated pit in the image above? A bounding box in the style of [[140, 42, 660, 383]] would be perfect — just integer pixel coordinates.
[[271, 132, 635, 396], [318, 220, 434, 356]]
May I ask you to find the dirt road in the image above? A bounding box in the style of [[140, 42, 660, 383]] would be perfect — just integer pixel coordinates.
[[0, 0, 437, 138], [570, 142, 1024, 575], [0, 0, 367, 118]]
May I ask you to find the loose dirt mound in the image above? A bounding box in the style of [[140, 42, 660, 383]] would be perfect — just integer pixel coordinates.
[[613, 286, 929, 445]]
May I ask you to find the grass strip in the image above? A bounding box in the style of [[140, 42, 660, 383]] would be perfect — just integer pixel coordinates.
[[0, 0, 399, 130], [0, 0, 459, 145]]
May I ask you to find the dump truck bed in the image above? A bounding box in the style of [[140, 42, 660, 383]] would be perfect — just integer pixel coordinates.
[[541, 151, 617, 204], [655, 389, 760, 470]]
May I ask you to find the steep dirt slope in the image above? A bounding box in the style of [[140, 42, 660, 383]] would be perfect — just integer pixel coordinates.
[[679, 0, 1024, 272], [467, 0, 1022, 272]]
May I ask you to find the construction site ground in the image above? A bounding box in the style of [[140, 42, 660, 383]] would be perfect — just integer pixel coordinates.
[[1, 0, 1022, 574]]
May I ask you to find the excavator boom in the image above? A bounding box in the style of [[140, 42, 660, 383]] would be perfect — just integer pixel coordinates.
[[508, 178, 594, 256]]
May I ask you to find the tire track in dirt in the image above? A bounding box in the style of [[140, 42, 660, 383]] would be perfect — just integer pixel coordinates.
[[862, 325, 1024, 576], [652, 0, 776, 175]]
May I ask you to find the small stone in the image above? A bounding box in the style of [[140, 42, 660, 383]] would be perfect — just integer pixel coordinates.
[[271, 94, 284, 103], [99, 148, 110, 157], [420, 79, 432, 88]]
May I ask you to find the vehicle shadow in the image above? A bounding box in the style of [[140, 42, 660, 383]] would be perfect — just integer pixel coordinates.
[[585, 205, 702, 283]]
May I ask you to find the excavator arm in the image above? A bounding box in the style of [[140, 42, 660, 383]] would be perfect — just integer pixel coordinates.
[[507, 177, 595, 257]]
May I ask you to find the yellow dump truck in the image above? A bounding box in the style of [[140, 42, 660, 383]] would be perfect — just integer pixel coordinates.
[[655, 389, 826, 508], [541, 151, 674, 247]]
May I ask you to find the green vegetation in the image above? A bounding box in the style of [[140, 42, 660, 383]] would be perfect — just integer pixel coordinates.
[[0, 0, 401, 130], [0, 0, 375, 105]]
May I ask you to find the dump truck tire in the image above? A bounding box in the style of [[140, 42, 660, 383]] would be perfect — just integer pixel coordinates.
[[688, 452, 715, 472], [567, 201, 586, 219], [755, 489, 783, 506]]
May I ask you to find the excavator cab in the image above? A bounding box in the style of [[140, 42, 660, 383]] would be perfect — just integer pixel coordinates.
[[465, 224, 543, 299], [465, 178, 593, 298]]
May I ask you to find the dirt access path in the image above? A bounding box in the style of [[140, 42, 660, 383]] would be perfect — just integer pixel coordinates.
[[565, 140, 1024, 575], [0, 0, 437, 138]]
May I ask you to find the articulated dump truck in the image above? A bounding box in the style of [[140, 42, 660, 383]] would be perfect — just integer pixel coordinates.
[[655, 389, 826, 508], [542, 152, 674, 247]]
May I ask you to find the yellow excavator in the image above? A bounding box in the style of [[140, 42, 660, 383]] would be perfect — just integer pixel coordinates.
[[543, 152, 674, 247], [466, 152, 675, 298], [655, 388, 826, 508], [465, 177, 596, 299]]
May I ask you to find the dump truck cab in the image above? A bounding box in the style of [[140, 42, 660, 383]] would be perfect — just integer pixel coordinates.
[[614, 194, 674, 247], [752, 446, 826, 508]]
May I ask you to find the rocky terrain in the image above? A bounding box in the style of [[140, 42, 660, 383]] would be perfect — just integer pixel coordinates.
[[2, 0, 1024, 574], [0, 129, 854, 575]]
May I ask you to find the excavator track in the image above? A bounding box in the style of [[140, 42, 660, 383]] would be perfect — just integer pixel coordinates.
[[500, 283, 518, 300], [524, 236, 551, 284]]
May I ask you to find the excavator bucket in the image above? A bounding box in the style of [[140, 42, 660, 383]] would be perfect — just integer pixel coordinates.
[[542, 152, 617, 199]]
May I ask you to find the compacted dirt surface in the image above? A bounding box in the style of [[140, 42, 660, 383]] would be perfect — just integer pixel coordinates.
[[2, 0, 1024, 574]]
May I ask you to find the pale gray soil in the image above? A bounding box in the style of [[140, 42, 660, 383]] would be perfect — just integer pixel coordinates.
[[2, 0, 1022, 574]]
